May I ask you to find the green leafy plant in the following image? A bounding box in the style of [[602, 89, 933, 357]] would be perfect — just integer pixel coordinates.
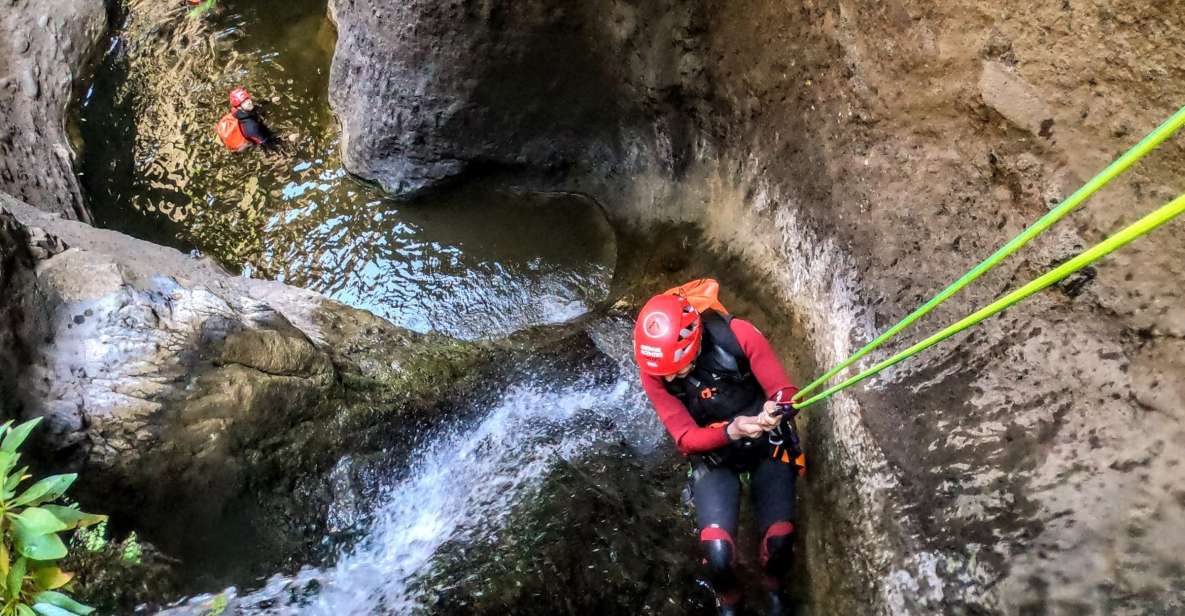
[[71, 524, 107, 556], [0, 418, 106, 616], [71, 524, 141, 565], [186, 0, 217, 18]]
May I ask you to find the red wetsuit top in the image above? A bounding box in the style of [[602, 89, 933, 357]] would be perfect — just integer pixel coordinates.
[[640, 318, 798, 456]]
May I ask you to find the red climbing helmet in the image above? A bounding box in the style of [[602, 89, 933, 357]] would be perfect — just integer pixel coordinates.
[[633, 294, 702, 376], [229, 87, 252, 108]]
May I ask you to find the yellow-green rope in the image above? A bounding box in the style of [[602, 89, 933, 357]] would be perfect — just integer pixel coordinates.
[[793, 193, 1185, 410], [793, 104, 1185, 404]]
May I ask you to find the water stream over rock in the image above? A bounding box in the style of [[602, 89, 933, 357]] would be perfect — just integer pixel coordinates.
[[155, 318, 705, 614]]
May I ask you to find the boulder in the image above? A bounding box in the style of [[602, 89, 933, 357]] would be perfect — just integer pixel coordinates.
[[0, 192, 494, 589]]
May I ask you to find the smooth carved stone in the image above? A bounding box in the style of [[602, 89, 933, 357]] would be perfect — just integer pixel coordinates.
[[0, 194, 497, 587]]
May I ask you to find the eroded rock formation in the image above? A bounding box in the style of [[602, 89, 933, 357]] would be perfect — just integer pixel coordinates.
[[0, 194, 495, 587], [329, 1, 1185, 613], [0, 0, 107, 221]]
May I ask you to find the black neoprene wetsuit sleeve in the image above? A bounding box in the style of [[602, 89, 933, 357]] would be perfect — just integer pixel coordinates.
[[234, 110, 274, 146]]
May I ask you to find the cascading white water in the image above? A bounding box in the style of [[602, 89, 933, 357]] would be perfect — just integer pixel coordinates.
[[160, 319, 664, 615]]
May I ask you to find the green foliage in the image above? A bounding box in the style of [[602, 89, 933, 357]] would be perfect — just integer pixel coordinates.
[[70, 523, 140, 565], [0, 419, 105, 616], [186, 0, 217, 18], [62, 526, 174, 615], [70, 524, 106, 555], [205, 593, 228, 616], [118, 534, 141, 565]]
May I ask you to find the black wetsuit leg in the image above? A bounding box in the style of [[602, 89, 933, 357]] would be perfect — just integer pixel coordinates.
[[691, 462, 742, 607], [750, 455, 797, 589]]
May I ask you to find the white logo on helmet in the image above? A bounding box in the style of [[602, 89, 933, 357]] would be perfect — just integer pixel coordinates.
[[639, 344, 663, 358], [642, 311, 671, 337]]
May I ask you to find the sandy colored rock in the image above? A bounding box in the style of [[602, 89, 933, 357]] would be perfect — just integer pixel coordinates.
[[979, 61, 1056, 139], [219, 327, 334, 380]]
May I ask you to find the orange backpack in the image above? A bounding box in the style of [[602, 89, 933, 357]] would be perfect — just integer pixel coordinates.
[[664, 278, 728, 315], [216, 112, 249, 152]]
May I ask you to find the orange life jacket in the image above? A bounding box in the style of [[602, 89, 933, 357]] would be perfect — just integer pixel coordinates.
[[216, 112, 249, 152]]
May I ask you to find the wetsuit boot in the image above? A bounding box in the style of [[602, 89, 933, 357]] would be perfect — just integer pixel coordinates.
[[701, 530, 743, 616], [760, 521, 795, 616]]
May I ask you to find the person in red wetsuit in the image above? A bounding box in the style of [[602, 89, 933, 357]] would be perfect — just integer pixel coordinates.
[[634, 293, 801, 616]]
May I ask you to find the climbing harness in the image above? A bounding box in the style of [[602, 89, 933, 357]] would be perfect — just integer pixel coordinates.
[[767, 390, 805, 474], [790, 104, 1185, 410]]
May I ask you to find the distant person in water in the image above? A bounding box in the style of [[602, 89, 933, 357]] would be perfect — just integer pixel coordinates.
[[634, 280, 803, 616], [216, 87, 278, 153]]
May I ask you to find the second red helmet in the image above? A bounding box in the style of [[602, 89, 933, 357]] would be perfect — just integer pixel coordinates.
[[633, 294, 702, 376], [229, 87, 252, 108]]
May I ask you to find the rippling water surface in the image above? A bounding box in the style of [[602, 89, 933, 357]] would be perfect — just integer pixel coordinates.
[[76, 0, 614, 338]]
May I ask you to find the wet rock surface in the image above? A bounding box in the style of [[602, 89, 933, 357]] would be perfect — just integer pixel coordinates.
[[0, 192, 499, 594], [331, 0, 1185, 613], [324, 0, 710, 196], [0, 0, 106, 221], [422, 448, 714, 615]]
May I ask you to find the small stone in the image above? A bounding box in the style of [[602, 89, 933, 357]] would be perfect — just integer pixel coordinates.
[[19, 68, 39, 99], [37, 14, 48, 28], [979, 61, 1054, 139], [13, 36, 29, 54]]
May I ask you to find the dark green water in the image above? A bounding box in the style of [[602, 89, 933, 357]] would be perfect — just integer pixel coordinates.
[[76, 0, 613, 339]]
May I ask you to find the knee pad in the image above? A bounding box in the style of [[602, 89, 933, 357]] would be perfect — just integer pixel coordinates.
[[761, 521, 795, 575], [699, 526, 738, 594]]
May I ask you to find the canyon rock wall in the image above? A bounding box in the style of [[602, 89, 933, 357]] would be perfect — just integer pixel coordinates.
[[329, 1, 1185, 613], [0, 0, 106, 221]]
